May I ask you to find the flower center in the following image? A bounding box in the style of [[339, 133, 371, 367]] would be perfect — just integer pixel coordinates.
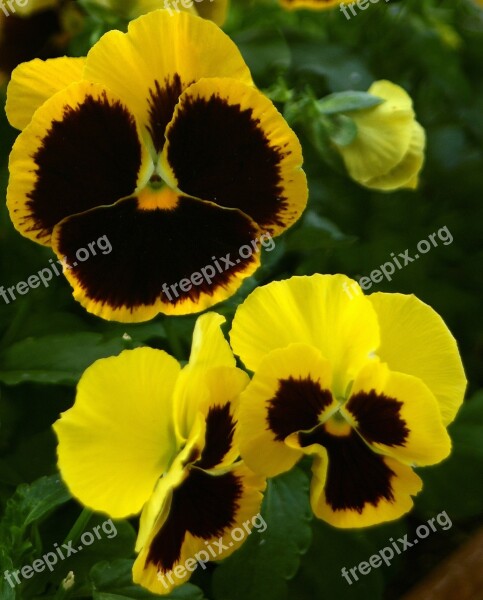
[[137, 175, 179, 211]]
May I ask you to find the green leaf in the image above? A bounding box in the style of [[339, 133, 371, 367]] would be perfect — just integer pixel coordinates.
[[286, 211, 357, 252], [414, 391, 483, 520], [317, 92, 384, 115], [0, 474, 70, 535], [288, 520, 384, 600], [232, 28, 291, 83], [326, 114, 358, 147], [0, 475, 71, 575], [212, 468, 312, 600], [0, 332, 129, 385]]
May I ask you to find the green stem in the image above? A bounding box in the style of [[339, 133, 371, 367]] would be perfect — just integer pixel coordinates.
[[63, 507, 93, 547], [51, 509, 93, 599], [164, 318, 184, 360]]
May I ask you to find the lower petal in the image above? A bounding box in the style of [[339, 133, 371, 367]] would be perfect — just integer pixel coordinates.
[[51, 195, 261, 322], [300, 428, 422, 528]]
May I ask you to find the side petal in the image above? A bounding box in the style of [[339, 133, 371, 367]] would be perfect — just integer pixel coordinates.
[[343, 362, 451, 467], [230, 274, 380, 396], [195, 366, 250, 470], [7, 81, 152, 246], [6, 57, 85, 130], [53, 348, 181, 519], [51, 194, 261, 322], [133, 465, 265, 594], [84, 10, 253, 153], [238, 343, 337, 478], [369, 292, 467, 425], [161, 77, 307, 235]]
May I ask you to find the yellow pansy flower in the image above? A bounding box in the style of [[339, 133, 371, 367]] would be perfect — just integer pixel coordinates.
[[334, 80, 426, 191], [6, 10, 307, 322], [230, 274, 466, 528], [54, 313, 266, 594]]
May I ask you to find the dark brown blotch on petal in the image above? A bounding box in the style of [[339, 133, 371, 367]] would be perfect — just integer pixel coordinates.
[[267, 376, 333, 441]]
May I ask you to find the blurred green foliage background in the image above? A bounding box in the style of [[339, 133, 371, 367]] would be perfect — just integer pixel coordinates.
[[0, 0, 482, 598]]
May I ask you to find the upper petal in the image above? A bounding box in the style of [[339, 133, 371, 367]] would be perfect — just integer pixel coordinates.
[[54, 348, 181, 519], [6, 57, 85, 130], [161, 77, 307, 235], [7, 81, 152, 246], [84, 10, 253, 153], [230, 274, 380, 396], [369, 292, 467, 425]]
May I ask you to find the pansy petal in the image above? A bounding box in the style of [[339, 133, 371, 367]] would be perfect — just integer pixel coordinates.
[[365, 121, 426, 191], [295, 430, 422, 528], [195, 366, 249, 470], [189, 312, 236, 371], [231, 274, 380, 396], [133, 465, 265, 594], [369, 292, 467, 425], [173, 313, 238, 439], [6, 57, 85, 130], [54, 348, 181, 519], [136, 414, 206, 552], [238, 343, 336, 478], [84, 10, 252, 153], [343, 362, 451, 466], [161, 77, 307, 235], [51, 195, 261, 322], [7, 81, 152, 246]]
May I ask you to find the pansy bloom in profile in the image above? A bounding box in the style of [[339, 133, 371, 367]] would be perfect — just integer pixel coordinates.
[[6, 10, 307, 322], [54, 313, 266, 593], [230, 274, 466, 528]]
